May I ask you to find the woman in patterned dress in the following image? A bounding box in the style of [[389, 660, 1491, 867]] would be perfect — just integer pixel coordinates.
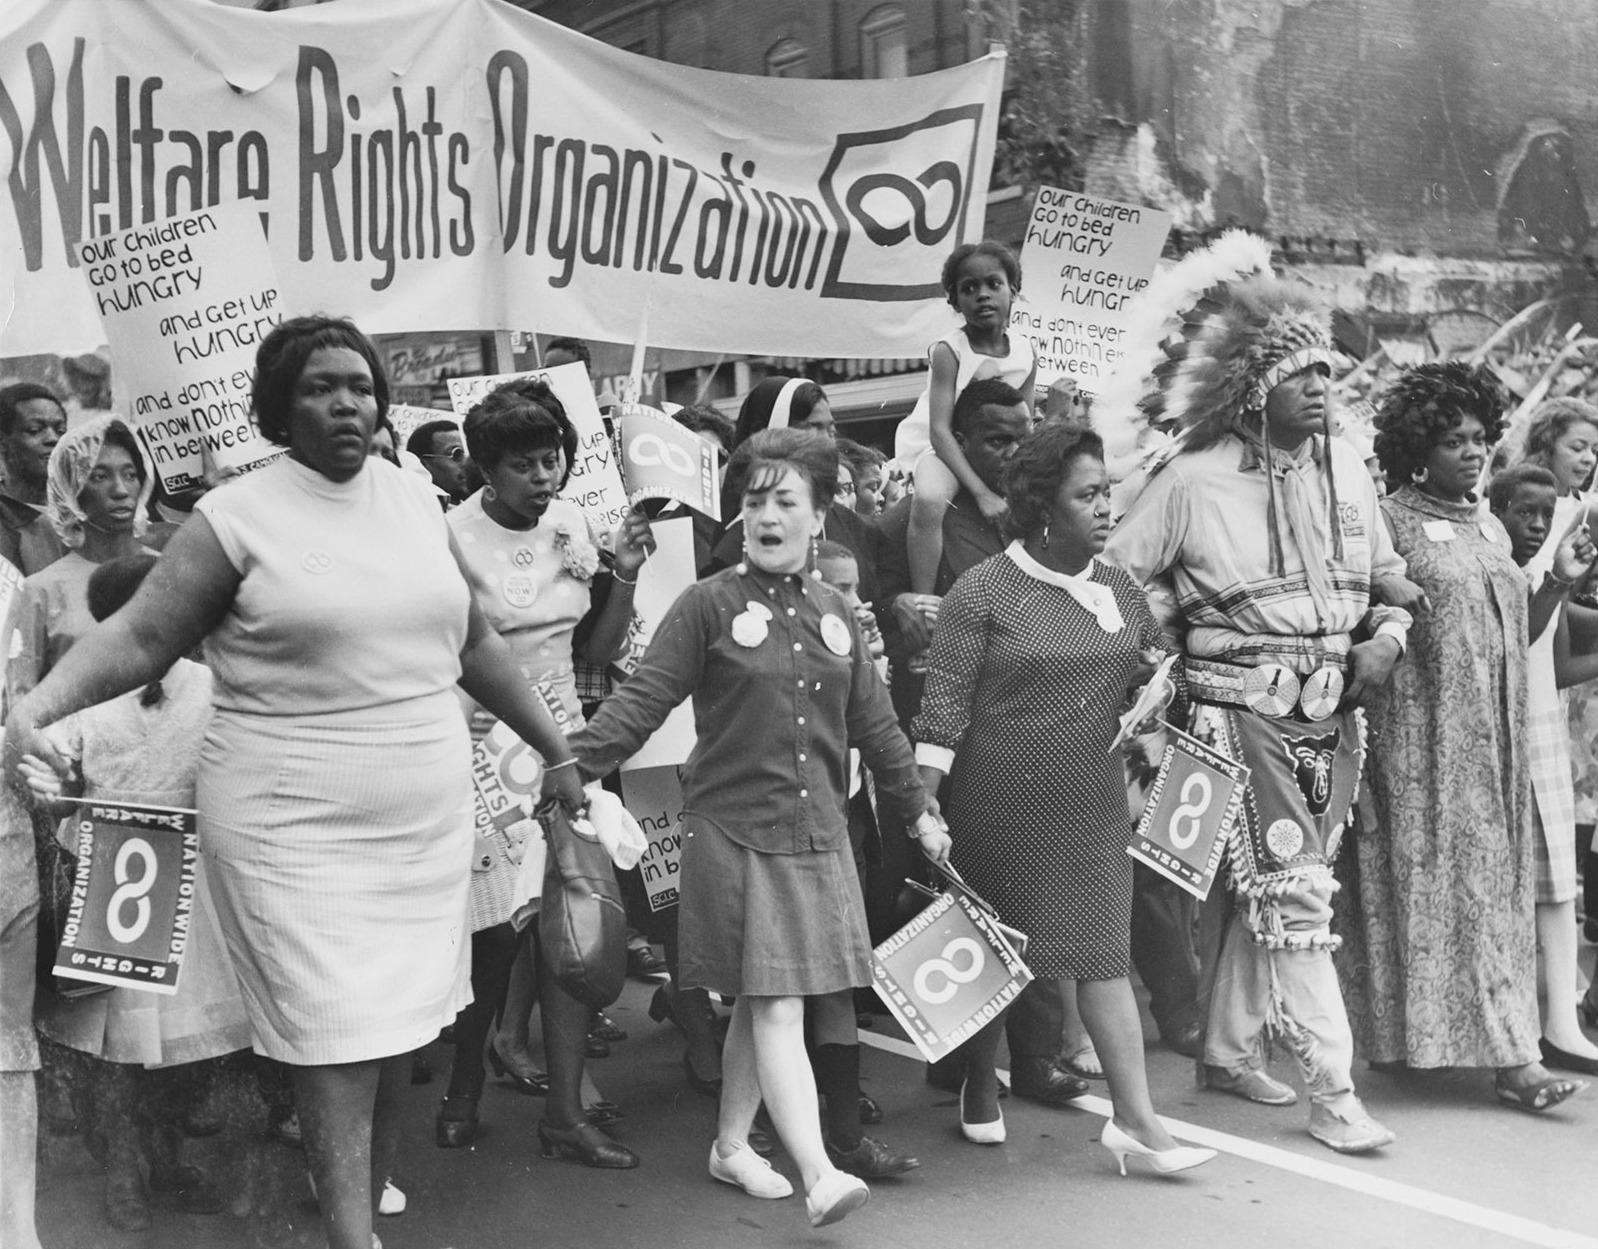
[[914, 423, 1214, 1176], [1355, 363, 1585, 1111]]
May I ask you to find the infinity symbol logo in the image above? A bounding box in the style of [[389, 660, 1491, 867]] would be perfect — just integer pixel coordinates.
[[911, 936, 985, 1005], [842, 161, 963, 248]]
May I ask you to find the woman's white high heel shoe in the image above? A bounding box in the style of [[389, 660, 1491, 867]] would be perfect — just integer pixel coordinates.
[[1101, 1119, 1215, 1176], [959, 1078, 1006, 1144]]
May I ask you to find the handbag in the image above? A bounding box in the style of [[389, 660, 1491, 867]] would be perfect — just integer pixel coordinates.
[[536, 796, 627, 1010]]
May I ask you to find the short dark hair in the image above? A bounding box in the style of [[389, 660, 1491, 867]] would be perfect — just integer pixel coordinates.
[[1004, 423, 1104, 541], [463, 378, 578, 486], [953, 377, 1028, 438], [544, 337, 592, 369], [1373, 363, 1505, 485], [0, 382, 63, 439], [672, 403, 735, 450], [406, 418, 460, 458], [729, 428, 838, 515], [815, 539, 854, 563], [835, 438, 882, 483], [940, 240, 1022, 309], [1488, 461, 1559, 513], [251, 315, 388, 447]]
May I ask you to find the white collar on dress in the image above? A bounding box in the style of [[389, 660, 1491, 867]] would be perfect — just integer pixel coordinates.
[[1005, 542, 1123, 632]]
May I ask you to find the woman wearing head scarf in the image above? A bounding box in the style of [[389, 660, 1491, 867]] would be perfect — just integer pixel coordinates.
[[6, 416, 155, 707]]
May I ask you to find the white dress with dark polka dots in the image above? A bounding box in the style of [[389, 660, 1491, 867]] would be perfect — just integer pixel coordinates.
[[914, 550, 1162, 980]]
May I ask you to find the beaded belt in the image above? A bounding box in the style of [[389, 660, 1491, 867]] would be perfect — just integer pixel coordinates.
[[1185, 656, 1348, 722]]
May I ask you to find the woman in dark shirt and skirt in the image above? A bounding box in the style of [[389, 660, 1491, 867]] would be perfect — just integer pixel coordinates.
[[573, 429, 948, 1228]]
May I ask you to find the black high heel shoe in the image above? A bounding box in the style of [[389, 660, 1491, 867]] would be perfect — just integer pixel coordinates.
[[435, 1094, 480, 1149], [487, 1039, 550, 1095], [537, 1119, 639, 1169]]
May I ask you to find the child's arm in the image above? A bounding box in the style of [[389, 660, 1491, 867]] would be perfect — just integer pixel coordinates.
[[925, 344, 1005, 520], [1022, 358, 1038, 420]]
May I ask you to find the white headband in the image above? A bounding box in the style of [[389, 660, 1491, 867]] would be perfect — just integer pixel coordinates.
[[767, 377, 808, 431]]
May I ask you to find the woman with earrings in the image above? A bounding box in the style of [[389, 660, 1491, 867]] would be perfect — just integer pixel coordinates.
[[1351, 363, 1588, 1112], [439, 377, 653, 1161], [914, 423, 1214, 1176], [571, 428, 949, 1228]]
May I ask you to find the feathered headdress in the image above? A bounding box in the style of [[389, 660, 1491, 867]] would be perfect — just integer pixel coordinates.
[[1093, 231, 1339, 480], [1095, 230, 1348, 579]]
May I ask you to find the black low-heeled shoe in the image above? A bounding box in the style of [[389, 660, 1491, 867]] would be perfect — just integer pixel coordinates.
[[436, 1094, 481, 1149], [537, 1119, 639, 1169], [487, 1045, 550, 1095]]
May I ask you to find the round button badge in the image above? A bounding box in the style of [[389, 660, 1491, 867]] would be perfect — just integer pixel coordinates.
[[820, 613, 852, 656], [502, 573, 538, 609]]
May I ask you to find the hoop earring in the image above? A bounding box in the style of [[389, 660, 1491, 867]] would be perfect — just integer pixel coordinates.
[[1411, 466, 1429, 485], [483, 483, 498, 502]]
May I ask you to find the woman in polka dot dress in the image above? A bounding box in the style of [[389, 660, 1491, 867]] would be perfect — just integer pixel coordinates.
[[439, 379, 654, 1162], [914, 424, 1213, 1176]]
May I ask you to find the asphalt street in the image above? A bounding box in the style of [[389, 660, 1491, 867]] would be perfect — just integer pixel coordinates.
[[35, 958, 1598, 1249]]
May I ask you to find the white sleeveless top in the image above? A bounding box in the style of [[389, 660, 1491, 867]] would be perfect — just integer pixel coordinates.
[[893, 325, 1035, 464]]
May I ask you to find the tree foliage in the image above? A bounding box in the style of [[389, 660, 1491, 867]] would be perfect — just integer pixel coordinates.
[[968, 0, 1093, 191]]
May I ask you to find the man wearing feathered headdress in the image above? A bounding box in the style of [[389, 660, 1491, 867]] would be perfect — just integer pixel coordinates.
[[1102, 233, 1414, 1156]]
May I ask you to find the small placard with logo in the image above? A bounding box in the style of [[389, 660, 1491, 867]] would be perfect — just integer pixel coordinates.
[[871, 885, 1033, 1065], [1126, 728, 1249, 900], [53, 801, 199, 995]]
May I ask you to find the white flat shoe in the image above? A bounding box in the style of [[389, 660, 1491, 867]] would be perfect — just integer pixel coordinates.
[[377, 1177, 406, 1216], [1101, 1119, 1216, 1176], [805, 1171, 869, 1227], [708, 1141, 793, 1199], [959, 1078, 1005, 1144]]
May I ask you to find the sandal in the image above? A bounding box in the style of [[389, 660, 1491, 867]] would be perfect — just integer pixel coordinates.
[[1058, 1044, 1104, 1080], [1494, 1068, 1587, 1112]]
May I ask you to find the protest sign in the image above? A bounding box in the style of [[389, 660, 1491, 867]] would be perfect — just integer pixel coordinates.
[[1011, 188, 1172, 392], [448, 363, 629, 536], [467, 717, 548, 931], [618, 766, 684, 912], [1126, 728, 1249, 900], [387, 404, 457, 452], [79, 201, 283, 493], [617, 404, 720, 520], [872, 888, 1033, 1065], [53, 801, 198, 995], [616, 515, 698, 769], [2, 0, 1003, 360]]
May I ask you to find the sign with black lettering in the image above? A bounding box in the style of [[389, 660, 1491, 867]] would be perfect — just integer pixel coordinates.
[[1126, 728, 1249, 900], [83, 202, 285, 494], [1010, 188, 1172, 392], [617, 404, 720, 521], [618, 766, 683, 912], [871, 889, 1033, 1064], [52, 800, 198, 995]]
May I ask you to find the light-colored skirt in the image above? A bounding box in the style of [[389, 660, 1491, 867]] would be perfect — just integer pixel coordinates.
[[196, 692, 473, 1065]]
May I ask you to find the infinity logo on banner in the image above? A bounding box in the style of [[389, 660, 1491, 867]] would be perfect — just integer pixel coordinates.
[[818, 105, 986, 302]]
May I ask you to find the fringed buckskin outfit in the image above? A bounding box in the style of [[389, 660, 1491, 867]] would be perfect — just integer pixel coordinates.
[[1100, 239, 1409, 1118]]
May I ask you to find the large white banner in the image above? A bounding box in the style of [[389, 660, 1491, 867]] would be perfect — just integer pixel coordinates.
[[0, 0, 1004, 359]]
